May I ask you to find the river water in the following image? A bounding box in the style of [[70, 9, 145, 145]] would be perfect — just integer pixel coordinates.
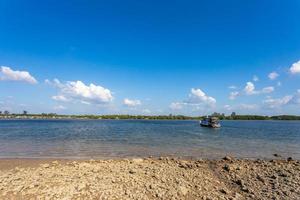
[[0, 119, 299, 159]]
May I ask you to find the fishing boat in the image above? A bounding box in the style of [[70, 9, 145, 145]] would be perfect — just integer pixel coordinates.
[[200, 116, 221, 128]]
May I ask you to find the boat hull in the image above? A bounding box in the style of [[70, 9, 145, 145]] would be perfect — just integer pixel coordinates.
[[200, 121, 221, 128]]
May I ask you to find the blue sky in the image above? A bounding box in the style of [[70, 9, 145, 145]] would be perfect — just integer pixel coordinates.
[[0, 0, 300, 115]]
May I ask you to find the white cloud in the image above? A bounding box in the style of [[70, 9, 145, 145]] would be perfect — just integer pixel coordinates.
[[169, 88, 216, 112], [187, 88, 216, 106], [169, 102, 184, 110], [253, 75, 259, 82], [263, 96, 293, 109], [262, 86, 274, 94], [123, 98, 141, 107], [277, 81, 281, 87], [0, 66, 37, 84], [244, 82, 257, 95], [80, 101, 91, 105], [244, 82, 274, 95], [290, 90, 300, 104], [224, 104, 258, 112], [52, 95, 70, 102], [263, 90, 300, 109], [289, 60, 300, 74], [224, 104, 232, 110], [268, 72, 279, 80], [48, 79, 113, 105], [45, 78, 61, 86], [229, 91, 239, 100], [228, 85, 237, 89], [53, 105, 66, 110]]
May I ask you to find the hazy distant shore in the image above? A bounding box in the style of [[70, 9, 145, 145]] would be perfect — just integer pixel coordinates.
[[1, 114, 300, 120], [0, 157, 299, 199]]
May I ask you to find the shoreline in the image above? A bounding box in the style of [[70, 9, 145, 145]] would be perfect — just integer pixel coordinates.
[[2, 118, 300, 121], [0, 157, 299, 199], [0, 156, 297, 170], [1, 113, 300, 121]]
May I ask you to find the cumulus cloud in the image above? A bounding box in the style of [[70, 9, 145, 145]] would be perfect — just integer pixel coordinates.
[[52, 95, 70, 102], [81, 101, 91, 105], [229, 91, 239, 100], [268, 72, 279, 80], [123, 98, 141, 107], [277, 81, 281, 87], [289, 60, 300, 74], [48, 79, 113, 105], [45, 79, 51, 84], [263, 96, 293, 109], [224, 104, 258, 111], [253, 75, 259, 82], [45, 78, 61, 86], [262, 86, 275, 94], [169, 102, 184, 110], [169, 88, 216, 111], [0, 66, 37, 84], [290, 90, 300, 104], [230, 82, 274, 100], [263, 90, 300, 109], [187, 88, 216, 106], [244, 82, 257, 95], [228, 85, 237, 90], [224, 104, 232, 110], [244, 82, 274, 95]]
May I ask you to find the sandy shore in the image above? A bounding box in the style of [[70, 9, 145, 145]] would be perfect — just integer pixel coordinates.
[[0, 157, 299, 200]]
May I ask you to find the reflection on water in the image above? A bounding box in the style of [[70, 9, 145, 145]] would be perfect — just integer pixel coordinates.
[[0, 120, 299, 159]]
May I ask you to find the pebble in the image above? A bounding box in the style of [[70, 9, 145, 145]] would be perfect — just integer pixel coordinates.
[[41, 164, 50, 168], [220, 188, 228, 194], [179, 186, 188, 196], [52, 161, 59, 165], [223, 156, 234, 161], [287, 157, 293, 161], [224, 164, 231, 172], [235, 179, 244, 186]]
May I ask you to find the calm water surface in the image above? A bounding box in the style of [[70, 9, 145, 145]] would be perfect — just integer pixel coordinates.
[[0, 120, 299, 159]]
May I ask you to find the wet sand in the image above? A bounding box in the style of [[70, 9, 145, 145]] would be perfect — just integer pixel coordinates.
[[0, 157, 299, 199]]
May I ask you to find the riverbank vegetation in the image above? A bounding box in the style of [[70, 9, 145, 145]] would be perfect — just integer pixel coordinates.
[[0, 111, 300, 120]]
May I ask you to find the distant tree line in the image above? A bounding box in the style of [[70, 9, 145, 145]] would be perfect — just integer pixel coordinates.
[[210, 112, 300, 120], [0, 110, 28, 115], [1, 111, 300, 120]]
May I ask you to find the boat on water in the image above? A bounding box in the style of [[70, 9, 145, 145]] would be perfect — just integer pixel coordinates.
[[200, 117, 221, 128]]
